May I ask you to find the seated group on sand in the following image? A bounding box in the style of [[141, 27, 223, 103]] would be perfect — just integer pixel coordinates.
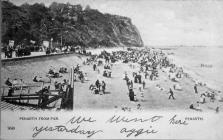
[[89, 79, 106, 95]]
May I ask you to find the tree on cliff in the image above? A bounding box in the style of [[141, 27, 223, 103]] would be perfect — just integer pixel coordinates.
[[1, 1, 143, 47]]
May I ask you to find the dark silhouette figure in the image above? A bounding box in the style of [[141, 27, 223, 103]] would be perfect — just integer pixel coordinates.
[[168, 88, 175, 100], [194, 84, 198, 93], [129, 88, 135, 101]]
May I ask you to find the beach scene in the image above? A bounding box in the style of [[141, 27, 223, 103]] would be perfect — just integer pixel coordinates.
[[1, 0, 223, 112]]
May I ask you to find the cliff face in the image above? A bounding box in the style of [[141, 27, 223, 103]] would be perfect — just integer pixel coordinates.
[[73, 10, 144, 47], [107, 14, 144, 47], [2, 1, 144, 47]]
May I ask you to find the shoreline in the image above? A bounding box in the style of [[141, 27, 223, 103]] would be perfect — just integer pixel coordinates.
[[161, 49, 223, 109], [1, 46, 223, 111], [163, 48, 223, 93]]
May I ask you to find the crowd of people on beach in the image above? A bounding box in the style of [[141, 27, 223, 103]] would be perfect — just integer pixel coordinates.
[[81, 47, 222, 112], [89, 79, 106, 95], [82, 48, 169, 102], [3, 46, 222, 112]]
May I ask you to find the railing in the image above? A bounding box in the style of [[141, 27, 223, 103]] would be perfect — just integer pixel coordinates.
[[1, 84, 59, 108], [1, 67, 74, 110], [1, 52, 76, 63], [1, 84, 41, 96]]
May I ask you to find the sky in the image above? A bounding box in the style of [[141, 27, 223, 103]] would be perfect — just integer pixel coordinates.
[[9, 0, 223, 46]]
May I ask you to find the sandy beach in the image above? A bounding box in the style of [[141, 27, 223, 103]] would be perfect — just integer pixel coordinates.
[[1, 47, 223, 112]]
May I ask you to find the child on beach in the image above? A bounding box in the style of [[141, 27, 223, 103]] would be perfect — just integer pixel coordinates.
[[129, 88, 135, 101]]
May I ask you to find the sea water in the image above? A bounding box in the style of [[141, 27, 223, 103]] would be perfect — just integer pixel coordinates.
[[167, 46, 223, 92]]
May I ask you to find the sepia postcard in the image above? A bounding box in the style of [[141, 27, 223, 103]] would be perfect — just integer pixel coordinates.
[[1, 0, 223, 139]]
